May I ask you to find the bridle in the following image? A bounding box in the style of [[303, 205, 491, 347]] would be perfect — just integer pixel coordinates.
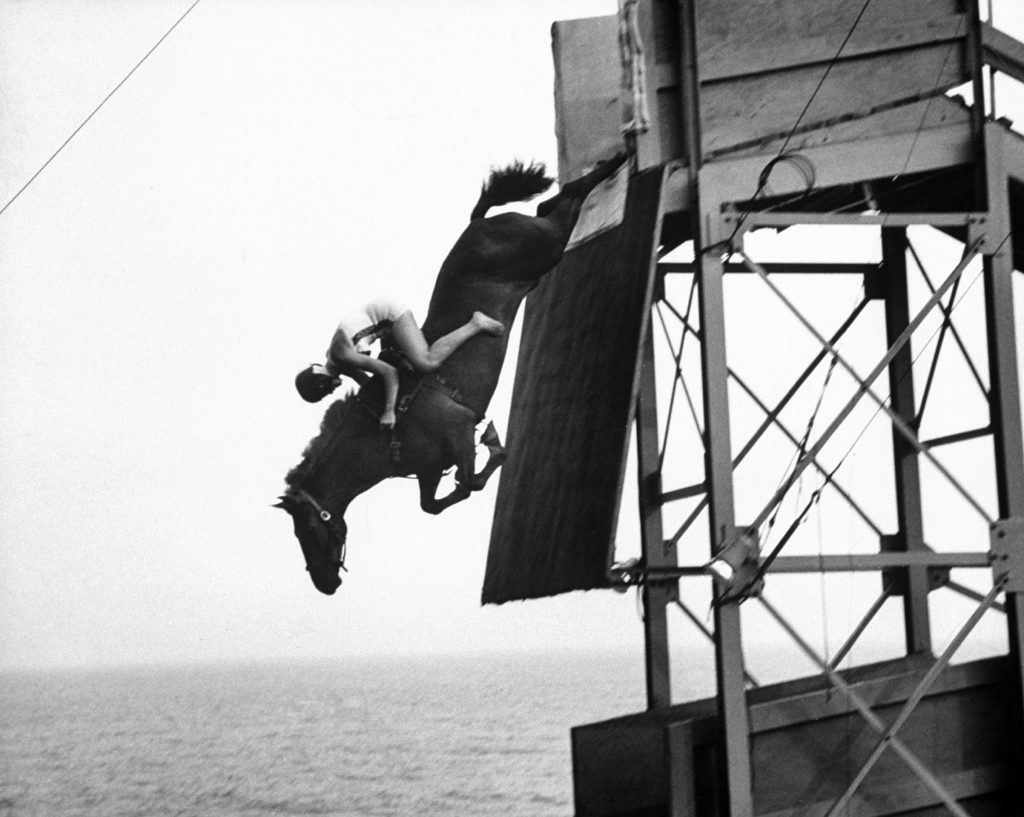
[[292, 488, 348, 573]]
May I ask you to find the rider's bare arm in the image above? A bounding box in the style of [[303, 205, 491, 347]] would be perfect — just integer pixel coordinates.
[[353, 355, 399, 429], [326, 328, 399, 430]]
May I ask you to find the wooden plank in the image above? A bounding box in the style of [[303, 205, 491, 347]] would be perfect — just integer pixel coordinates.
[[695, 0, 959, 76], [697, 122, 974, 236], [700, 45, 966, 155], [755, 766, 1013, 817], [666, 723, 697, 817], [712, 95, 972, 161], [699, 13, 967, 83], [747, 656, 1004, 733]]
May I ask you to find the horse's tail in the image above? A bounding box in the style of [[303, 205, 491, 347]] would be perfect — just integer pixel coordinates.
[[470, 160, 554, 220]]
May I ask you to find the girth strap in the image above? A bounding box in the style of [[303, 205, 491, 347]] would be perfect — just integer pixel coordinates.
[[420, 375, 484, 422]]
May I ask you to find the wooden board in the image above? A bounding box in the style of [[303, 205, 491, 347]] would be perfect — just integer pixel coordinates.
[[700, 44, 966, 156], [483, 167, 666, 605], [551, 0, 974, 170], [552, 15, 622, 182]]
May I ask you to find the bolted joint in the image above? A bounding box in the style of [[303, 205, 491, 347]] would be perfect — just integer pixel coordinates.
[[880, 533, 949, 595], [990, 518, 1024, 593]]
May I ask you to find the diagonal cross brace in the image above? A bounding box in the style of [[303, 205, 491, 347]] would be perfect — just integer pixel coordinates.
[[738, 241, 991, 538], [760, 593, 984, 817], [663, 296, 875, 544], [823, 577, 1006, 817]]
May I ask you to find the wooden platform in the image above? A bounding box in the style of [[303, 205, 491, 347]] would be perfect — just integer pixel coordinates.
[[571, 656, 1018, 817]]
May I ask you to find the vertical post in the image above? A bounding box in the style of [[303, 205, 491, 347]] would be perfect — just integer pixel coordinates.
[[982, 122, 1024, 796], [966, 0, 989, 204], [697, 247, 754, 817], [881, 227, 933, 655], [638, 321, 675, 709], [681, 0, 752, 809]]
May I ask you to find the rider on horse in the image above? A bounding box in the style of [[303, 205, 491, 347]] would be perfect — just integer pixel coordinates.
[[294, 299, 505, 429]]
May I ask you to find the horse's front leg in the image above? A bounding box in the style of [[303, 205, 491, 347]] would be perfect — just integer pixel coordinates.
[[418, 470, 470, 515]]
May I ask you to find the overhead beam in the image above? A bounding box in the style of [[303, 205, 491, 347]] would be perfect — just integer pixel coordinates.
[[660, 261, 877, 275], [983, 22, 1024, 85]]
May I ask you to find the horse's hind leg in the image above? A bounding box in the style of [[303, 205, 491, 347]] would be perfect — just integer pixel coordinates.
[[418, 471, 470, 515], [473, 421, 508, 487], [453, 421, 507, 492]]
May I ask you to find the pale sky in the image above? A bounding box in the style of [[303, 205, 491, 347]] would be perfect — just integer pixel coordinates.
[[2, 1, 1022, 678]]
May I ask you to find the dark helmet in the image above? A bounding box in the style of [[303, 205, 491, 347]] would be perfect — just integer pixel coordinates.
[[295, 365, 338, 403]]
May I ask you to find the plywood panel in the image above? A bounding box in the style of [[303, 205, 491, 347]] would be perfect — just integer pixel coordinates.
[[483, 168, 666, 605]]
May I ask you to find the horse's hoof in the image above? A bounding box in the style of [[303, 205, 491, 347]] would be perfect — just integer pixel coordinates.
[[489, 450, 508, 469]]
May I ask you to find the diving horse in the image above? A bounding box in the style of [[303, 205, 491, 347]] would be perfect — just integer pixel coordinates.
[[277, 153, 628, 594]]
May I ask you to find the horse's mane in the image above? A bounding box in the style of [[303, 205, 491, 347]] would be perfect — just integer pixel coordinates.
[[285, 393, 358, 488]]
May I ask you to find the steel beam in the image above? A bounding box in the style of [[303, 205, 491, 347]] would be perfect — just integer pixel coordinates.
[[638, 322, 675, 710], [646, 551, 992, 579], [725, 210, 986, 230], [659, 261, 878, 276], [982, 120, 1024, 802], [828, 585, 895, 670], [983, 22, 1024, 83], [882, 227, 933, 654], [765, 552, 992, 572], [696, 247, 754, 817]]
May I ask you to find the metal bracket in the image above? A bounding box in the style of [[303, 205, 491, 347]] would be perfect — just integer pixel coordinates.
[[965, 213, 990, 254], [990, 517, 1024, 593], [608, 557, 642, 591], [710, 526, 763, 603]]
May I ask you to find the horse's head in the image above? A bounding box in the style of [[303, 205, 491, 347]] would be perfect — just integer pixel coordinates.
[[274, 488, 347, 595]]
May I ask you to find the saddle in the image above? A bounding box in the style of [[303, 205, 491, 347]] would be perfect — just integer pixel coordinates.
[[354, 349, 481, 463]]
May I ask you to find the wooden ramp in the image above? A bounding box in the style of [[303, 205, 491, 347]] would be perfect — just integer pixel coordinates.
[[484, 167, 667, 604]]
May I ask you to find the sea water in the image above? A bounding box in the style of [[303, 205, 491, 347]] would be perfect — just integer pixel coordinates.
[[0, 651, 656, 817]]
